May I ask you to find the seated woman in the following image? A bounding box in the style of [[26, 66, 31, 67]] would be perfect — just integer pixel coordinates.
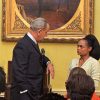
[[67, 67, 86, 80], [66, 74, 95, 100], [65, 67, 100, 100], [69, 34, 100, 89], [65, 67, 86, 99]]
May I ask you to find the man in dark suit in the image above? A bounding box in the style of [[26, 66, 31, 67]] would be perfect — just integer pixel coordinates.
[[11, 17, 54, 100]]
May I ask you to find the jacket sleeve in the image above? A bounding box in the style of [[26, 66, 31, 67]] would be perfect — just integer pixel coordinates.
[[41, 55, 50, 69]]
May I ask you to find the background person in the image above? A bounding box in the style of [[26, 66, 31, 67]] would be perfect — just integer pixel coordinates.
[[66, 74, 95, 100], [65, 67, 100, 100], [65, 67, 86, 99]]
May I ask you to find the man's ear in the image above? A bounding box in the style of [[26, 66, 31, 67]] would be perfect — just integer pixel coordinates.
[[38, 29, 42, 33], [36, 29, 41, 36]]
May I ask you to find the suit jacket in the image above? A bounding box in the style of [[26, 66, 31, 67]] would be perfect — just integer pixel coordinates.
[[11, 34, 49, 97]]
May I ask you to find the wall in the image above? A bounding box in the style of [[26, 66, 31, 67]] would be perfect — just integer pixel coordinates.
[[0, 0, 100, 92]]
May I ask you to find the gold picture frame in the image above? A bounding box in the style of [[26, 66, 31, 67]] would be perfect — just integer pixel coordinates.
[[2, 0, 94, 42]]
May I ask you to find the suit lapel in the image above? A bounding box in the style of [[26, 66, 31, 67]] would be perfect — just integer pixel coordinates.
[[25, 34, 41, 55], [34, 43, 41, 53]]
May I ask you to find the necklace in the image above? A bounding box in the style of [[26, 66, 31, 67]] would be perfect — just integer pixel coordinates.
[[78, 56, 89, 67]]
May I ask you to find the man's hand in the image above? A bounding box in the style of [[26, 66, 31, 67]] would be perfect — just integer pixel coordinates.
[[47, 62, 54, 79]]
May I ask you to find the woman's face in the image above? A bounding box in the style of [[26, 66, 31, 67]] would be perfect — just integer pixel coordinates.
[[77, 39, 92, 56]]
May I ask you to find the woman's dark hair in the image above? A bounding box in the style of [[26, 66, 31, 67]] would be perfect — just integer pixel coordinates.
[[0, 67, 6, 93], [67, 67, 86, 81], [83, 34, 100, 60], [65, 68, 87, 99], [66, 74, 95, 100]]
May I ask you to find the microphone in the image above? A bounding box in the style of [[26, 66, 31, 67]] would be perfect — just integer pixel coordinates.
[[41, 48, 45, 55], [41, 48, 46, 70]]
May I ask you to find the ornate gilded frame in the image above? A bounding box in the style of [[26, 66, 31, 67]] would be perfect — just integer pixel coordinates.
[[2, 0, 94, 42]]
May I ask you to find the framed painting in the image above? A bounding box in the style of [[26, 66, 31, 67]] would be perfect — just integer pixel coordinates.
[[2, 0, 94, 42]]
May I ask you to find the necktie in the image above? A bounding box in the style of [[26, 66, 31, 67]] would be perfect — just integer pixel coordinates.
[[36, 43, 40, 52]]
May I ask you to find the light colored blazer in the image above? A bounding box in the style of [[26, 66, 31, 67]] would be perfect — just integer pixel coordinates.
[[69, 56, 100, 89]]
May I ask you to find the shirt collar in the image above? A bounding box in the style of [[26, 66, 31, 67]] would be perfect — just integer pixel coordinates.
[[27, 32, 37, 44]]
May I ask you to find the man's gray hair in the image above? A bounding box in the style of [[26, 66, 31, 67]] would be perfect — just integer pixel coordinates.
[[30, 17, 49, 31]]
